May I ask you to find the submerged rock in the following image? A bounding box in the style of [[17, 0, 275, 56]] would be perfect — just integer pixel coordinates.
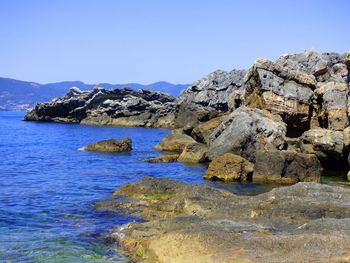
[[83, 138, 132, 152], [98, 177, 350, 263], [145, 154, 179, 163], [203, 153, 253, 182]]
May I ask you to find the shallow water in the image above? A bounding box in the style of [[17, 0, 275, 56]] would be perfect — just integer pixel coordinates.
[[1, 111, 339, 262]]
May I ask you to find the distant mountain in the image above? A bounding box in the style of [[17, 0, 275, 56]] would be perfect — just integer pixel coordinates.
[[0, 77, 189, 110]]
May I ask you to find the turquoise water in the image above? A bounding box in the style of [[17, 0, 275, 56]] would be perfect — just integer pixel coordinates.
[[0, 111, 278, 262]]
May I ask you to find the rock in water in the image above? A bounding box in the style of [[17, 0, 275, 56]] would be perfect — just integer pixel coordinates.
[[24, 87, 176, 128], [83, 138, 132, 152], [97, 177, 350, 263], [145, 154, 179, 163], [204, 153, 254, 182], [177, 143, 208, 163], [253, 150, 322, 183], [153, 130, 196, 152]]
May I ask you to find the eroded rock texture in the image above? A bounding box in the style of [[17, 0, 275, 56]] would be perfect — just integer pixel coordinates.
[[98, 177, 350, 263]]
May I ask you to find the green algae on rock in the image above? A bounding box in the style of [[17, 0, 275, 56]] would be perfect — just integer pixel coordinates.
[[99, 177, 350, 263]]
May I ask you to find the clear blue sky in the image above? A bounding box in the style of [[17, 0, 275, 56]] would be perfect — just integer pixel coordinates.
[[0, 0, 349, 84]]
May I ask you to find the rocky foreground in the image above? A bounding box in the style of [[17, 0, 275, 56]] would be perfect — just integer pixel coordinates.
[[96, 177, 350, 263], [24, 50, 350, 183]]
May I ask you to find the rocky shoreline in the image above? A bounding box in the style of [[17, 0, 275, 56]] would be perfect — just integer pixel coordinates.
[[97, 176, 350, 262], [24, 50, 350, 262], [24, 50, 350, 184]]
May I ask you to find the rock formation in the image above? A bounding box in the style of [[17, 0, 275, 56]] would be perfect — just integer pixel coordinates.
[[24, 87, 176, 128], [97, 177, 350, 263], [25, 50, 350, 183]]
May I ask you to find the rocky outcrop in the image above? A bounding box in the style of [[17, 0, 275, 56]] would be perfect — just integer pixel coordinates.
[[177, 143, 208, 163], [244, 58, 316, 133], [98, 177, 350, 263], [24, 87, 176, 128], [174, 69, 246, 127], [83, 138, 132, 152], [203, 153, 253, 182], [153, 130, 196, 152], [207, 107, 287, 162], [253, 150, 322, 183]]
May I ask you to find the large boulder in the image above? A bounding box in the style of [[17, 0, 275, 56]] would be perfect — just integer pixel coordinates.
[[203, 153, 254, 182], [174, 69, 246, 127], [253, 150, 322, 184], [301, 128, 344, 163], [244, 58, 316, 133], [153, 130, 196, 153], [207, 107, 287, 162], [83, 138, 132, 152], [177, 143, 208, 163]]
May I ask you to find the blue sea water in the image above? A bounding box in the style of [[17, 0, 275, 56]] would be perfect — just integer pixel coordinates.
[[0, 111, 276, 263]]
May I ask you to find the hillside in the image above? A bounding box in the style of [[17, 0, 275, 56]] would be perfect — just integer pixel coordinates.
[[0, 77, 189, 110]]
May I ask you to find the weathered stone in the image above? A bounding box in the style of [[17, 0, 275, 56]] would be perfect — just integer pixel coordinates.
[[24, 87, 176, 128], [98, 177, 350, 263], [153, 130, 196, 152], [204, 153, 253, 182], [146, 154, 179, 163], [174, 69, 246, 127], [191, 116, 225, 144], [302, 128, 344, 163], [244, 58, 316, 132], [207, 107, 286, 162], [253, 150, 322, 184], [83, 138, 132, 152], [314, 81, 349, 130], [177, 143, 208, 163]]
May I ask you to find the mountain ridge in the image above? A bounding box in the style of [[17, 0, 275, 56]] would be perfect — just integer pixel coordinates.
[[0, 77, 189, 110]]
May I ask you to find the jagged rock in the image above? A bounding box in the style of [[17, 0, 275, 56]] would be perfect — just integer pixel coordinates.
[[174, 70, 246, 127], [24, 87, 176, 128], [191, 116, 226, 144], [98, 177, 350, 263], [153, 130, 196, 153], [275, 50, 346, 82], [146, 154, 179, 163], [301, 128, 344, 163], [244, 58, 316, 133], [203, 153, 253, 182], [253, 150, 322, 184], [207, 107, 286, 162], [177, 143, 208, 163], [83, 138, 132, 152], [314, 81, 349, 130]]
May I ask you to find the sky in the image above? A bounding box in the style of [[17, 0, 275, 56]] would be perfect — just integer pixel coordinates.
[[0, 0, 349, 84]]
